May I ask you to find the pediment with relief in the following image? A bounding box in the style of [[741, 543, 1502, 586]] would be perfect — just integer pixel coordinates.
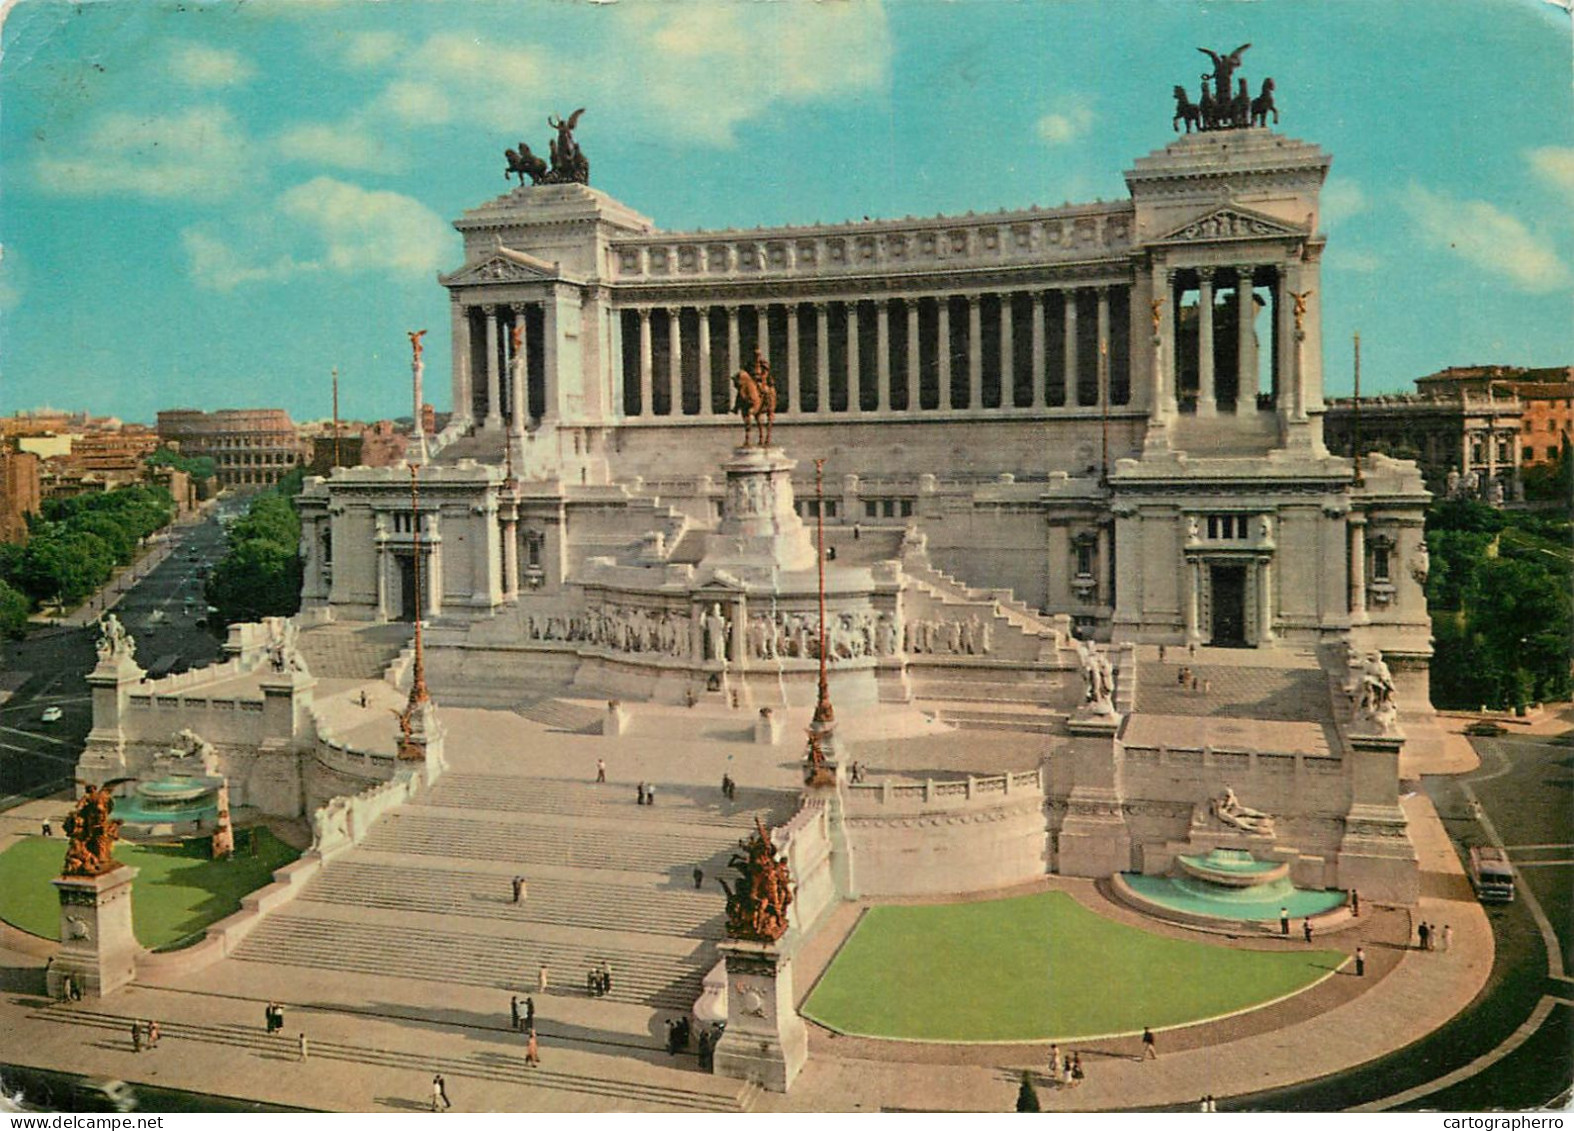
[[1154, 207, 1306, 245], [441, 247, 560, 287]]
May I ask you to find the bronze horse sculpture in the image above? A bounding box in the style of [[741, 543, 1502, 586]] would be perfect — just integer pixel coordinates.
[[732, 350, 776, 447], [1172, 85, 1202, 133], [1250, 78, 1279, 127], [505, 142, 548, 186]]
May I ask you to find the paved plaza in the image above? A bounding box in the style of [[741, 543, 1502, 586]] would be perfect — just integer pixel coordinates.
[[0, 648, 1502, 1111]]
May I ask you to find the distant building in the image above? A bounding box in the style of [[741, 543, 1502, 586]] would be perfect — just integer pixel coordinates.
[[157, 408, 303, 490], [1324, 389, 1523, 499], [0, 448, 42, 544], [1412, 365, 1573, 470], [304, 420, 410, 476]]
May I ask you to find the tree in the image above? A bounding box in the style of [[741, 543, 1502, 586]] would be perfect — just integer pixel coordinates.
[[1015, 1071, 1041, 1113], [0, 579, 29, 639], [205, 538, 301, 624]]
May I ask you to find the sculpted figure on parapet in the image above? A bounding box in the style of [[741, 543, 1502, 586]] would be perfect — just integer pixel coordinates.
[[1211, 787, 1275, 836], [95, 613, 134, 664], [720, 817, 794, 944], [63, 782, 124, 878]]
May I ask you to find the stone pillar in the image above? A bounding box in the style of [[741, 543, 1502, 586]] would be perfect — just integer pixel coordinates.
[[713, 938, 808, 1092], [1063, 288, 1079, 407], [999, 292, 1014, 408], [876, 300, 891, 413], [669, 306, 684, 417], [1350, 515, 1368, 621], [727, 305, 742, 380], [699, 306, 714, 416], [1486, 423, 1498, 484], [1031, 292, 1046, 409], [846, 302, 861, 413], [905, 301, 920, 412], [540, 292, 559, 424], [1197, 270, 1216, 416], [1185, 557, 1201, 644], [450, 298, 473, 425], [966, 294, 982, 410], [637, 308, 653, 419], [785, 303, 801, 415], [509, 304, 529, 435], [484, 306, 502, 429], [1275, 266, 1298, 422], [938, 298, 954, 410], [501, 511, 519, 602], [1258, 556, 1275, 643], [1096, 286, 1111, 410], [815, 303, 831, 416], [757, 306, 770, 367], [1237, 267, 1257, 411], [49, 867, 140, 999]]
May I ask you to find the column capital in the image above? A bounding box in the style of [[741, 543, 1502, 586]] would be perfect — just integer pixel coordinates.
[[1197, 267, 1215, 285], [966, 293, 981, 307], [637, 307, 652, 322], [813, 301, 830, 313], [509, 301, 529, 315], [1236, 264, 1255, 282]]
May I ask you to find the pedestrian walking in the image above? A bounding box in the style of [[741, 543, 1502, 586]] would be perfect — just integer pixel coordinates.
[[1188, 641, 1197, 659], [525, 1029, 540, 1067], [693, 866, 704, 889], [431, 1073, 450, 1110], [1142, 1026, 1157, 1060], [596, 758, 606, 783], [1061, 1055, 1072, 1087], [645, 783, 655, 805], [298, 1032, 308, 1061], [1303, 918, 1313, 943], [636, 782, 647, 805], [147, 1020, 160, 1049], [1158, 643, 1167, 662], [1351, 889, 1360, 917], [1354, 946, 1366, 976], [511, 995, 521, 1031], [1442, 924, 1453, 952], [1071, 1053, 1083, 1087], [524, 996, 535, 1030], [537, 965, 549, 993], [1203, 679, 1211, 695], [1048, 1043, 1059, 1083], [697, 1028, 712, 1071], [131, 1022, 142, 1053], [512, 875, 524, 904], [1280, 907, 1290, 936], [601, 960, 613, 997], [41, 819, 52, 837], [1418, 921, 1430, 951]]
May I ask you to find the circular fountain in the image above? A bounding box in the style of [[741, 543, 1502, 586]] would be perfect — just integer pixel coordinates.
[[114, 776, 224, 839], [1113, 847, 1348, 931]]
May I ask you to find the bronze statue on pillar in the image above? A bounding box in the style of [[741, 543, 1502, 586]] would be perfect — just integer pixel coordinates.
[[62, 783, 127, 878], [1176, 45, 1277, 133], [732, 348, 777, 447], [396, 462, 429, 760], [719, 817, 794, 943], [503, 109, 590, 186]]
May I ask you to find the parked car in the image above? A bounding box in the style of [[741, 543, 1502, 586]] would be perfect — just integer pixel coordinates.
[[40, 706, 62, 723], [1464, 720, 1508, 737]]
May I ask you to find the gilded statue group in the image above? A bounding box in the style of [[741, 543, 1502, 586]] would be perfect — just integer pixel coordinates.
[[505, 108, 590, 186], [1172, 44, 1278, 133], [732, 348, 776, 447], [63, 782, 126, 878], [720, 818, 794, 944]]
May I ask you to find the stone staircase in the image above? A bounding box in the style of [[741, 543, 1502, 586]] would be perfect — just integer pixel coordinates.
[[909, 660, 1075, 735], [296, 623, 413, 680], [229, 771, 795, 1078]]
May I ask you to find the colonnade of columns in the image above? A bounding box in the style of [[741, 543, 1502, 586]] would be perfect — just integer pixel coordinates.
[[619, 287, 1131, 418], [1157, 264, 1286, 418], [452, 302, 549, 429]]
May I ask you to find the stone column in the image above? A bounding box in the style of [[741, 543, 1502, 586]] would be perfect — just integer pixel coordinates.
[[713, 939, 808, 1092], [484, 306, 502, 429], [540, 291, 559, 424], [785, 304, 801, 415], [1031, 292, 1046, 409], [699, 306, 714, 415], [501, 512, 519, 602], [1258, 556, 1275, 642], [1275, 264, 1299, 421], [815, 303, 831, 416], [1349, 515, 1368, 621], [637, 308, 653, 418], [846, 302, 861, 413], [757, 306, 770, 367], [1184, 557, 1201, 643], [1197, 270, 1216, 416], [509, 304, 529, 435], [1237, 267, 1257, 411], [450, 298, 473, 425], [49, 868, 140, 999], [966, 294, 982, 410], [1486, 423, 1498, 484], [876, 300, 891, 413], [905, 301, 921, 412], [938, 298, 954, 410], [999, 292, 1014, 407], [1063, 289, 1079, 407], [1096, 286, 1111, 410], [726, 305, 741, 378], [669, 306, 684, 417]]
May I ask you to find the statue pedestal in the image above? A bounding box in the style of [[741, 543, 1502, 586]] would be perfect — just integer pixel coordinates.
[[701, 447, 817, 576], [713, 938, 808, 1093], [48, 867, 139, 999]]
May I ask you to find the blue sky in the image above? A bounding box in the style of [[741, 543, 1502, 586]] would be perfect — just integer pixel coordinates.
[[1, 0, 1570, 424]]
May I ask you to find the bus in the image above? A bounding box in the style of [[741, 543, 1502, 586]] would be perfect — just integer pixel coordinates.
[[1469, 845, 1515, 903]]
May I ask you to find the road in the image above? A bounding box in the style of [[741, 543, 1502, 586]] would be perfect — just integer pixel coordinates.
[[1209, 727, 1573, 1112], [0, 508, 234, 808]]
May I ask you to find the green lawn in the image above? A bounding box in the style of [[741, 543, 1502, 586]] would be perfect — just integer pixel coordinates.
[[802, 891, 1344, 1042], [0, 831, 299, 951]]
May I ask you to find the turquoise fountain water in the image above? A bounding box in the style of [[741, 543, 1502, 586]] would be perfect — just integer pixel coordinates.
[[1122, 848, 1346, 921], [114, 777, 222, 830]]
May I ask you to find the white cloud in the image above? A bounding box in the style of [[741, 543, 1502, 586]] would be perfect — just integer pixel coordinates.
[[378, 78, 455, 126], [1319, 177, 1368, 226], [371, 34, 545, 131], [171, 43, 255, 88], [344, 31, 403, 69], [275, 121, 399, 173], [34, 107, 249, 199], [182, 229, 309, 292], [1528, 146, 1574, 202], [1037, 102, 1095, 146], [278, 177, 449, 276], [1405, 184, 1568, 292]]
